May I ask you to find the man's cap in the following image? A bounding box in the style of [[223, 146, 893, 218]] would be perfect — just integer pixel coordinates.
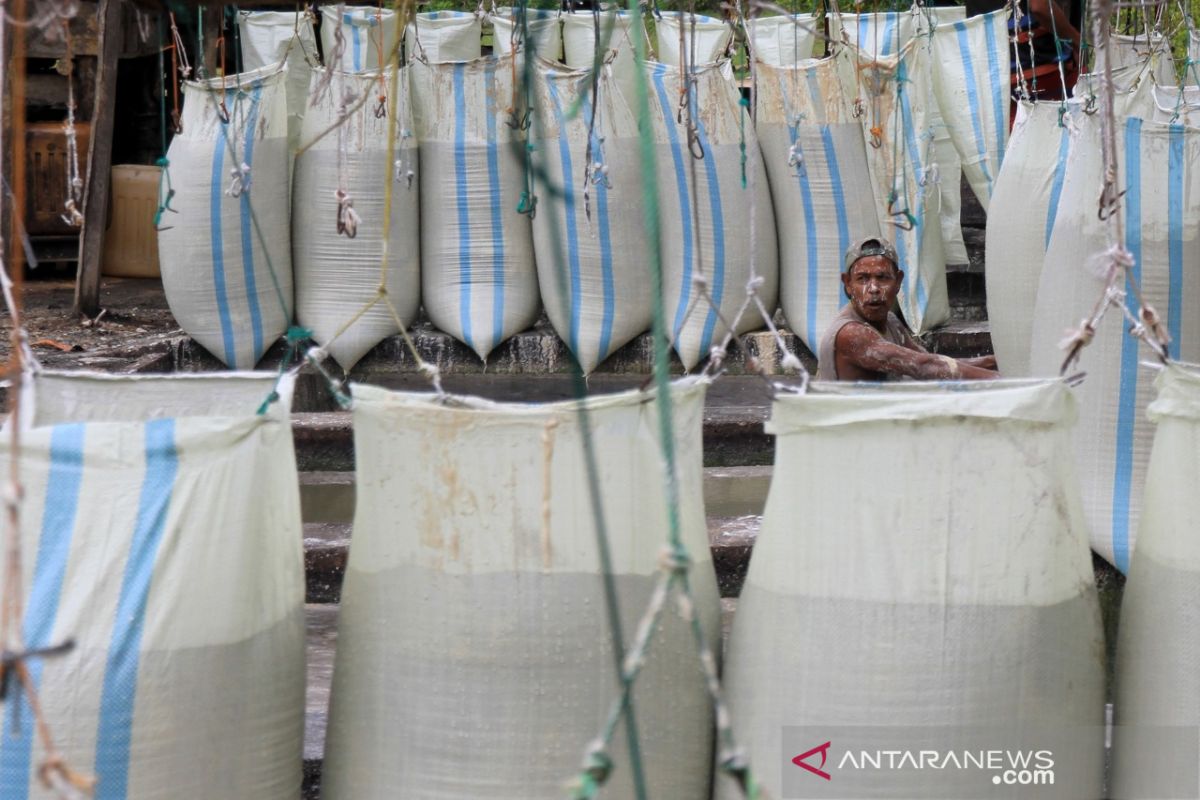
[[844, 236, 899, 272]]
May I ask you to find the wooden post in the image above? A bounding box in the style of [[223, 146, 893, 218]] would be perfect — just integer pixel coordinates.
[[73, 0, 123, 318]]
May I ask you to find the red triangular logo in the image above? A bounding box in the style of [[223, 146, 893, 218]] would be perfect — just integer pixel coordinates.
[[792, 741, 832, 781]]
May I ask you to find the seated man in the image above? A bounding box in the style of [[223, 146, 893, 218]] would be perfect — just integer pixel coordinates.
[[816, 238, 999, 382]]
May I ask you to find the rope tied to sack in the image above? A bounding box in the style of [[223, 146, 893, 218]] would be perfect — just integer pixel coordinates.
[[335, 189, 361, 238]]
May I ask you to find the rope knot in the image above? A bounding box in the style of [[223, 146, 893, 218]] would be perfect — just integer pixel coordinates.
[[335, 189, 361, 238], [225, 162, 251, 197], [658, 544, 691, 574], [745, 275, 764, 294], [691, 273, 709, 288], [781, 352, 804, 373], [286, 326, 314, 345]]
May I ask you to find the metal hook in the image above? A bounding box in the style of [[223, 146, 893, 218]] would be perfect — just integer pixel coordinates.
[[1098, 187, 1127, 220]]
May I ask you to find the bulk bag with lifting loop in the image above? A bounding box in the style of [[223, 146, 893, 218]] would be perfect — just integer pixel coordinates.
[[1030, 120, 1200, 571], [1113, 364, 1200, 798], [158, 65, 293, 370], [831, 6, 970, 266], [293, 67, 420, 371], [838, 41, 949, 333], [0, 371, 304, 799], [490, 7, 563, 61], [655, 11, 733, 66], [645, 60, 778, 370], [562, 11, 640, 106], [403, 9, 481, 62], [236, 10, 319, 154], [755, 55, 879, 351], [984, 99, 1072, 377], [718, 379, 1106, 799], [410, 54, 539, 362], [321, 6, 401, 72], [320, 378, 720, 799], [748, 14, 817, 67], [930, 8, 1010, 209], [529, 61, 651, 373], [992, 70, 1155, 377]]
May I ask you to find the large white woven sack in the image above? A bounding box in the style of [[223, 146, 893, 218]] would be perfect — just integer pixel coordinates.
[[159, 65, 293, 369], [491, 8, 563, 61], [645, 60, 779, 370], [748, 14, 817, 66], [321, 6, 401, 72], [1152, 84, 1200, 126], [984, 100, 1071, 377], [562, 11, 639, 103], [0, 372, 304, 800], [1104, 32, 1176, 86], [1113, 365, 1200, 798], [718, 379, 1105, 799], [931, 9, 1009, 210], [402, 10, 480, 62], [321, 379, 719, 799], [293, 68, 419, 371], [236, 11, 318, 153], [410, 55, 539, 361], [756, 56, 879, 351], [838, 43, 948, 333], [1030, 120, 1200, 571], [655, 11, 732, 66], [832, 6, 968, 264], [530, 63, 650, 373]]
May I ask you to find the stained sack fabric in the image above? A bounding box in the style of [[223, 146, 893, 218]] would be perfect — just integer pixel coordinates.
[[756, 56, 879, 351], [1104, 32, 1176, 86], [1152, 84, 1200, 127], [718, 379, 1105, 799], [159, 65, 293, 369], [833, 6, 969, 265], [402, 10, 481, 62], [1113, 365, 1200, 798], [984, 100, 1071, 377], [655, 11, 732, 66], [530, 63, 650, 373], [562, 11, 639, 103], [1030, 120, 1200, 571], [645, 60, 779, 370], [410, 55, 539, 361], [490, 8, 563, 61], [321, 6, 401, 72], [838, 42, 949, 333], [931, 9, 1010, 210], [0, 372, 304, 800], [321, 379, 720, 799], [293, 68, 420, 371], [236, 11, 319, 154], [748, 14, 817, 66]]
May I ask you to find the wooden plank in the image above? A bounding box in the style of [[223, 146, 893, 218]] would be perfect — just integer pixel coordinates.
[[73, 0, 123, 317]]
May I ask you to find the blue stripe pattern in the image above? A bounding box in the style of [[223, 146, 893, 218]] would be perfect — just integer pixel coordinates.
[[452, 63, 473, 351], [1167, 125, 1184, 358], [95, 419, 179, 799], [691, 82, 725, 355], [897, 58, 929, 314], [954, 20, 994, 191], [238, 84, 265, 363], [546, 80, 583, 355], [484, 61, 506, 351], [0, 425, 86, 798], [209, 122, 237, 367], [651, 65, 695, 341], [1112, 118, 1142, 573], [805, 69, 851, 313], [879, 13, 897, 56], [581, 91, 616, 359], [984, 14, 1007, 172], [344, 13, 363, 72], [783, 87, 819, 348], [1045, 124, 1070, 247]]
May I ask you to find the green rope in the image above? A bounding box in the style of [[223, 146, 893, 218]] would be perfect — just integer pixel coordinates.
[[256, 325, 313, 415], [512, 4, 649, 797], [738, 95, 749, 189]]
